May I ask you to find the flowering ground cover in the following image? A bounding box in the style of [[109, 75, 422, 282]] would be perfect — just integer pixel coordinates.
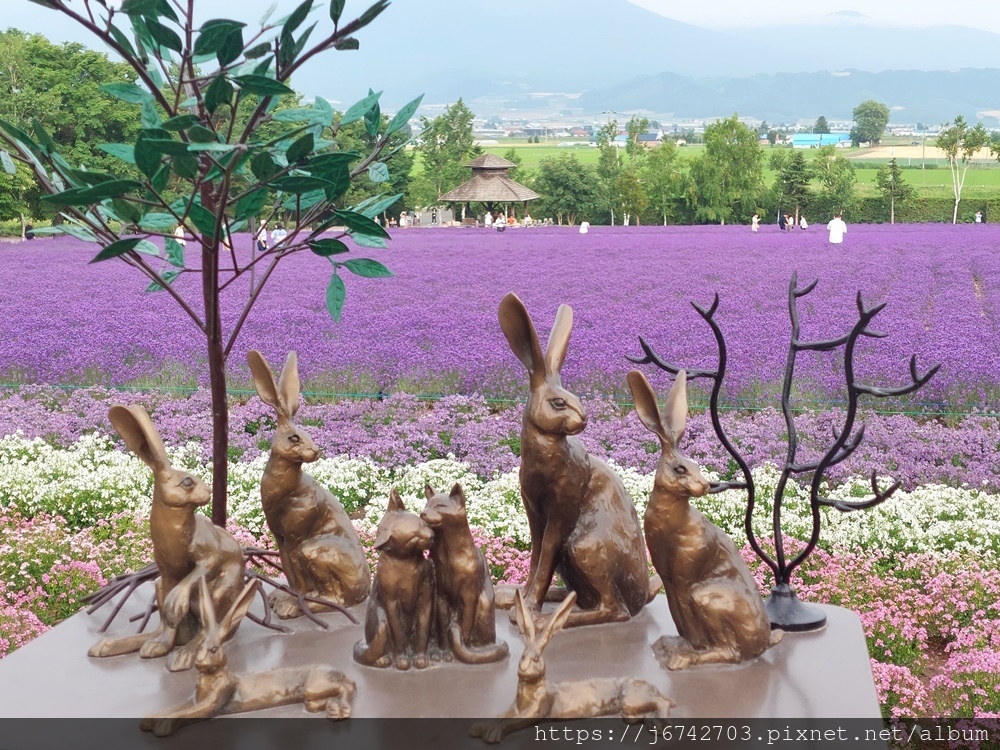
[[1, 389, 999, 717], [0, 224, 998, 409]]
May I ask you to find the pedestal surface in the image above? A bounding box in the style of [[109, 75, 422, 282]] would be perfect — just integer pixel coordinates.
[[0, 590, 879, 720]]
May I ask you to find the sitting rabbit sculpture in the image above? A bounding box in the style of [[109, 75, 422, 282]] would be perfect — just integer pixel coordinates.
[[88, 405, 245, 672], [627, 370, 782, 670], [498, 293, 655, 627], [141, 578, 356, 736], [470, 590, 674, 743], [248, 350, 371, 618]]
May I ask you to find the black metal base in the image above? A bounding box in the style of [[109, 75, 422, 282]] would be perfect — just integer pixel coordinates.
[[764, 584, 828, 632]]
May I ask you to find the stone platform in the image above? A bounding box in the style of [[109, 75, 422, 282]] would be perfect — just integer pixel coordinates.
[[0, 590, 882, 748]]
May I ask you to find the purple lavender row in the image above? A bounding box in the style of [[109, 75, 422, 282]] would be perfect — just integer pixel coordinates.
[[0, 224, 997, 406]]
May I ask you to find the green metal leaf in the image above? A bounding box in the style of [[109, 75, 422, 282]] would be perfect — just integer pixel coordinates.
[[40, 180, 144, 206], [271, 175, 335, 193], [194, 19, 246, 56], [343, 258, 392, 278], [0, 151, 15, 176], [334, 209, 390, 238], [308, 238, 349, 257], [333, 37, 358, 51], [121, 0, 158, 15], [111, 198, 143, 223], [286, 133, 314, 164], [306, 152, 360, 176], [329, 0, 346, 24], [162, 114, 201, 131], [145, 17, 183, 52], [133, 139, 163, 178], [89, 237, 143, 264], [283, 0, 314, 34], [244, 42, 272, 60], [135, 239, 161, 256], [188, 125, 219, 143], [165, 237, 185, 268], [352, 192, 402, 219], [354, 0, 390, 32], [205, 76, 234, 114], [218, 29, 246, 66], [187, 142, 237, 153], [313, 96, 334, 127], [109, 25, 138, 58], [188, 202, 218, 236], [98, 143, 137, 165], [340, 90, 381, 126], [326, 273, 345, 322], [233, 75, 295, 97], [251, 151, 281, 181], [368, 162, 389, 183], [141, 100, 162, 129], [138, 213, 178, 232], [385, 94, 423, 137], [59, 224, 99, 242], [142, 139, 193, 157], [31, 119, 58, 156], [349, 232, 388, 249], [272, 107, 327, 124], [173, 156, 199, 180], [146, 269, 181, 292], [364, 90, 381, 138], [100, 82, 152, 104], [260, 3, 278, 25], [235, 188, 269, 220]]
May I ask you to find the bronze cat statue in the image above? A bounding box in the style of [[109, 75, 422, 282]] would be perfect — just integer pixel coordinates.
[[420, 483, 509, 664]]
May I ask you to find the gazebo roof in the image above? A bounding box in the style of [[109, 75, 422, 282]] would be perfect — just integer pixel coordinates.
[[439, 174, 540, 203], [465, 153, 517, 169]]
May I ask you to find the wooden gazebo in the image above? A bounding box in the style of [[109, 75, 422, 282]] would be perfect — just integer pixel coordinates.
[[439, 154, 539, 222]]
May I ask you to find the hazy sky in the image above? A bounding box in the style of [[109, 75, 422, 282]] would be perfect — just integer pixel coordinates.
[[629, 0, 1000, 33], [7, 0, 1000, 44]]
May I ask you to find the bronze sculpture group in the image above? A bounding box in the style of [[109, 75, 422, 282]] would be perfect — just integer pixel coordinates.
[[85, 284, 933, 737]]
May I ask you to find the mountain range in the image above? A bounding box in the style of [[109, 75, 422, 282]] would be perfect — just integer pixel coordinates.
[[307, 0, 1000, 123]]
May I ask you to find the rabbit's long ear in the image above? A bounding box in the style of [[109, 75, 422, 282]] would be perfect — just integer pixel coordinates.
[[514, 589, 535, 642], [664, 370, 688, 444], [247, 351, 283, 415], [544, 304, 573, 376], [218, 580, 260, 642], [108, 405, 169, 475], [627, 371, 671, 447], [539, 590, 576, 649], [277, 351, 301, 418], [198, 577, 218, 634], [499, 293, 545, 382]]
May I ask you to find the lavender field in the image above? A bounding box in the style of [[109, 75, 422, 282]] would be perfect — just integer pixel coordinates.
[[2, 223, 998, 410]]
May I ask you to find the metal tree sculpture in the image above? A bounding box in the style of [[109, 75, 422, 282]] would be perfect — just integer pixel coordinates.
[[628, 274, 939, 631]]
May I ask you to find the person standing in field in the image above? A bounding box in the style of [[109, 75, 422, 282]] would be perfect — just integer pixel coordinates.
[[778, 213, 787, 232], [751, 213, 760, 232], [827, 213, 847, 244], [799, 215, 808, 230]]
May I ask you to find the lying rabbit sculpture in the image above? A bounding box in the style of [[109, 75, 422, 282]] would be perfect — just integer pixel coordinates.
[[627, 370, 782, 670], [141, 578, 356, 736], [89, 405, 245, 672], [248, 350, 371, 618], [470, 590, 674, 744], [498, 293, 655, 627]]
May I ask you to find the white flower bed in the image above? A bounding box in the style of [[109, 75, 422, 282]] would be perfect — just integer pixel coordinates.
[[0, 433, 997, 558]]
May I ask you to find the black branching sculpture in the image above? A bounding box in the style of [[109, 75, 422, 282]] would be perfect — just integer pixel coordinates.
[[629, 274, 939, 630]]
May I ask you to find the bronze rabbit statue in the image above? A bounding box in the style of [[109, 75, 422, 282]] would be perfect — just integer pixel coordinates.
[[89, 405, 245, 672], [248, 350, 371, 618], [471, 590, 674, 744], [627, 370, 782, 670], [498, 293, 656, 627], [141, 578, 356, 736]]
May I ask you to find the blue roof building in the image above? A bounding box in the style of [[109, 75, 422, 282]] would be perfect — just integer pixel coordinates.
[[791, 133, 852, 148]]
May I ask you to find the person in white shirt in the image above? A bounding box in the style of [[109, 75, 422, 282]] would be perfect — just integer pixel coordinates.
[[751, 214, 760, 232], [271, 223, 288, 245], [172, 224, 186, 246], [799, 215, 808, 230], [484, 212, 493, 228], [255, 220, 268, 252], [827, 213, 847, 244]]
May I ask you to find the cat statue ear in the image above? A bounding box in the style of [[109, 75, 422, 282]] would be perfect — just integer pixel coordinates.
[[424, 484, 436, 500], [449, 483, 466, 508]]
